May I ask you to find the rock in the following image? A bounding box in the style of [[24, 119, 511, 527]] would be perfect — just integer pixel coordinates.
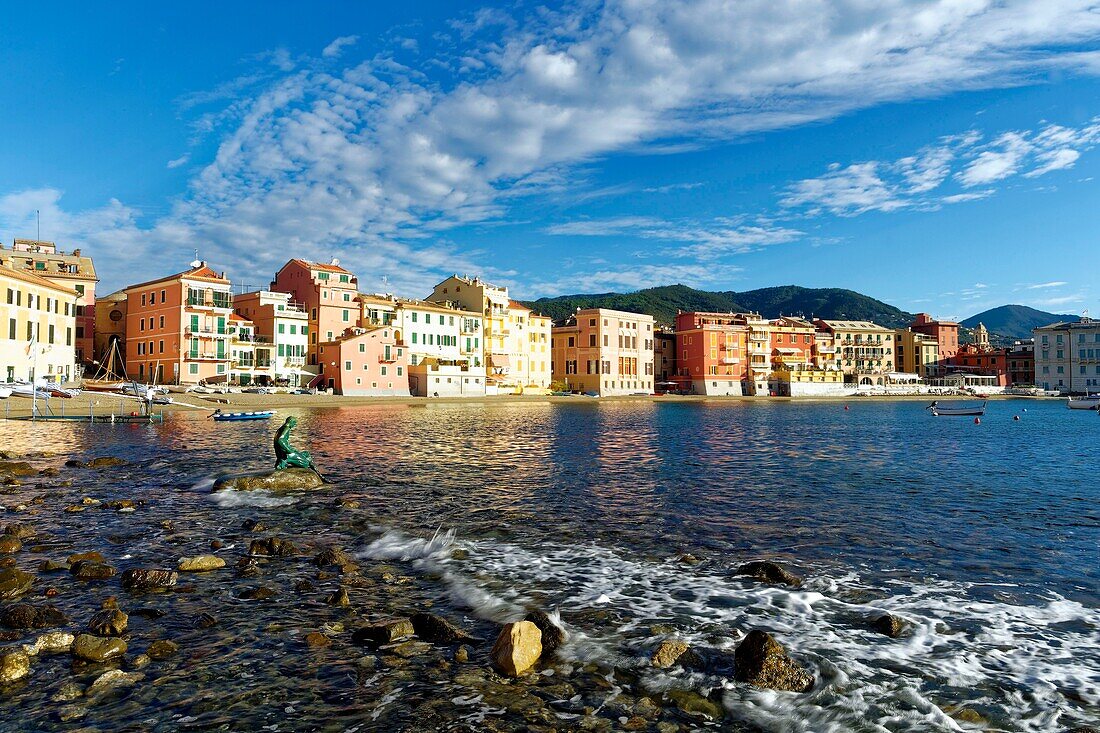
[[38, 560, 69, 573], [89, 457, 128, 468], [490, 621, 543, 677], [70, 560, 117, 581], [454, 645, 471, 663], [193, 612, 219, 629], [352, 618, 415, 647], [737, 560, 802, 587], [130, 654, 150, 669], [2, 523, 34, 539], [238, 586, 276, 601], [64, 459, 87, 468], [129, 607, 165, 620], [314, 547, 357, 571], [0, 461, 35, 477], [734, 630, 814, 693], [121, 568, 178, 590], [86, 669, 143, 695], [23, 631, 75, 656], [53, 682, 83, 701], [177, 555, 226, 572], [326, 588, 350, 607], [667, 689, 724, 720], [305, 632, 331, 648], [248, 537, 299, 557], [213, 468, 324, 492], [871, 613, 906, 638], [0, 649, 31, 683], [0, 603, 68, 629], [524, 609, 566, 655], [72, 634, 127, 663], [410, 612, 476, 644], [0, 536, 21, 554], [650, 639, 703, 669], [0, 567, 33, 599], [146, 639, 179, 660], [88, 609, 128, 637], [241, 518, 266, 532], [68, 551, 105, 564], [949, 708, 987, 725], [210, 539, 223, 550]]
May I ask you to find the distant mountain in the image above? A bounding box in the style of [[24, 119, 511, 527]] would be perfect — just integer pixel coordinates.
[[960, 305, 1078, 339], [524, 284, 915, 328]]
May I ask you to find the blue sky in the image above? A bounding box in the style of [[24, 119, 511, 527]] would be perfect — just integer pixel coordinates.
[[1, 1, 1098, 320]]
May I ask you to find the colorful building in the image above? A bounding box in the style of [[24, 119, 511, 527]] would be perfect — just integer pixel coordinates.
[[768, 317, 816, 370], [1033, 317, 1100, 393], [894, 328, 941, 378], [551, 308, 655, 396], [1, 264, 79, 383], [948, 323, 1009, 387], [670, 311, 750, 396], [408, 358, 488, 397], [814, 319, 896, 385], [1006, 339, 1035, 387], [508, 304, 552, 391], [234, 290, 311, 386], [316, 325, 409, 396], [93, 290, 127, 367], [122, 262, 234, 384], [271, 259, 359, 367], [1, 239, 97, 364], [910, 313, 959, 370], [653, 330, 676, 386]]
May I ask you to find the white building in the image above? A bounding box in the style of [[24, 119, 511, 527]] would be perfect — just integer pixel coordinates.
[[1, 265, 79, 383], [1034, 316, 1100, 393], [233, 290, 311, 387], [408, 358, 488, 397]]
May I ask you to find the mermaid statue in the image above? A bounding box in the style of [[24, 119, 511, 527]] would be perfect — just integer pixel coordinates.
[[273, 416, 315, 470]]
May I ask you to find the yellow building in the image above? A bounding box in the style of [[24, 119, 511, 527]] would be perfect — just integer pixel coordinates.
[[813, 319, 896, 385], [894, 328, 940, 378], [551, 308, 655, 396], [1, 264, 80, 383]]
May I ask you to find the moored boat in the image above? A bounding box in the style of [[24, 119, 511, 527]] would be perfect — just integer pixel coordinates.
[[1067, 395, 1100, 410], [0, 387, 11, 399], [211, 409, 276, 422], [927, 400, 986, 416]]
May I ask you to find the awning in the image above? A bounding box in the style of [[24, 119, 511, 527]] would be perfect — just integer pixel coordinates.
[[886, 372, 920, 382], [278, 368, 317, 376], [775, 347, 800, 354], [489, 354, 512, 368]]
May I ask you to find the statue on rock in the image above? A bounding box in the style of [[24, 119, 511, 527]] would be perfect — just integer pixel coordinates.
[[274, 416, 315, 471]]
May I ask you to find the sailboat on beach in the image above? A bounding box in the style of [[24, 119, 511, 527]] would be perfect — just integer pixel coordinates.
[[82, 340, 128, 392]]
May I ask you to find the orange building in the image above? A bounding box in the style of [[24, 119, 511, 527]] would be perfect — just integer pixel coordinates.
[[768, 317, 816, 370], [671, 311, 752, 396], [550, 308, 655, 396], [316, 325, 409, 396], [123, 262, 234, 384], [271, 259, 360, 366], [910, 312, 959, 369]]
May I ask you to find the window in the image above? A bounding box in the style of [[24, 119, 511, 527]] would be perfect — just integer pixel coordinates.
[[342, 310, 349, 322], [159, 316, 164, 328], [380, 366, 387, 376], [345, 361, 352, 371], [141, 294, 147, 306], [189, 363, 198, 375], [278, 324, 285, 334], [7, 319, 14, 340], [411, 312, 418, 323]]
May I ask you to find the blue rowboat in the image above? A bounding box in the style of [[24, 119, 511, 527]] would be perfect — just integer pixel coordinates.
[[211, 410, 276, 422]]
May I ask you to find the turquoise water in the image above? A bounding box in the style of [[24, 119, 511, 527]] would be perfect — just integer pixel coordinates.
[[0, 398, 1096, 730]]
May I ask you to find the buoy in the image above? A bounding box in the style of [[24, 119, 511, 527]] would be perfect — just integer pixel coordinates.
[[844, 405, 849, 411], [1013, 415, 1020, 421], [1022, 408, 1027, 412], [974, 417, 981, 425]]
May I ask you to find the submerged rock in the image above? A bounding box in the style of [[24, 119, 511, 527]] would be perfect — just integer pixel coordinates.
[[352, 619, 415, 647], [87, 609, 128, 637], [146, 639, 179, 660], [733, 630, 813, 693], [313, 547, 357, 572], [490, 621, 542, 677], [0, 461, 35, 477], [87, 669, 143, 695], [2, 523, 35, 539], [0, 536, 21, 554], [89, 457, 128, 468], [70, 561, 117, 581], [0, 568, 34, 599], [0, 649, 31, 683], [871, 613, 907, 638], [0, 603, 68, 630], [650, 639, 703, 669], [326, 588, 350, 607], [667, 689, 724, 720], [213, 468, 324, 492], [411, 613, 476, 644], [737, 560, 802, 587], [120, 568, 178, 590], [524, 609, 566, 655], [248, 537, 300, 557], [177, 555, 226, 572], [72, 634, 127, 663]]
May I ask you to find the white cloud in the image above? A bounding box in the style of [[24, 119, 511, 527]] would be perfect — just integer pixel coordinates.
[[545, 216, 802, 258], [1024, 148, 1081, 177], [957, 131, 1033, 186], [1027, 281, 1069, 289], [322, 35, 360, 59], [166, 154, 190, 169], [8, 0, 1100, 295]]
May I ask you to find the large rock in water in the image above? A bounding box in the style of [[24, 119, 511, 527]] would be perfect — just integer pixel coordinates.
[[410, 613, 476, 644], [490, 621, 542, 677], [524, 609, 566, 655], [72, 634, 127, 663], [734, 630, 814, 693], [121, 568, 178, 591], [0, 568, 33, 599], [213, 468, 324, 492], [0, 603, 68, 630], [737, 561, 802, 587], [0, 649, 30, 683]]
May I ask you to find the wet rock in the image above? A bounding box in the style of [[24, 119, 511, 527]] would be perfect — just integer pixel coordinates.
[[105, 499, 137, 511], [667, 689, 724, 720], [734, 630, 814, 693], [53, 682, 83, 701], [88, 609, 128, 637], [411, 612, 476, 644], [737, 560, 802, 587], [948, 707, 987, 725], [72, 634, 127, 663], [214, 468, 324, 492], [0, 649, 31, 683], [490, 621, 542, 677], [70, 560, 117, 581], [0, 567, 34, 599], [146, 639, 179, 660], [87, 669, 143, 695], [0, 536, 21, 553], [130, 654, 150, 669], [294, 579, 314, 593], [454, 645, 471, 664], [0, 603, 68, 629], [177, 555, 226, 572], [1066, 728, 1100, 733], [89, 457, 128, 468], [238, 586, 277, 601], [64, 459, 87, 468], [871, 613, 907, 638], [129, 607, 165, 620], [0, 461, 35, 477], [193, 612, 219, 629], [314, 547, 357, 571], [248, 537, 299, 557], [23, 631, 75, 656], [68, 551, 105, 564], [210, 539, 223, 550], [120, 568, 178, 590], [241, 518, 266, 533], [391, 640, 432, 658], [305, 632, 331, 648], [0, 557, 14, 569], [38, 560, 69, 573], [524, 609, 566, 655], [2, 523, 34, 539], [38, 467, 59, 477], [650, 639, 703, 669], [326, 587, 350, 607], [678, 553, 702, 565], [352, 618, 415, 647]]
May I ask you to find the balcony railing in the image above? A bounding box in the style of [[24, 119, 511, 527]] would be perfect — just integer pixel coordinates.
[[185, 327, 231, 338], [283, 355, 306, 366], [186, 351, 228, 361], [187, 296, 233, 309], [378, 353, 397, 363]]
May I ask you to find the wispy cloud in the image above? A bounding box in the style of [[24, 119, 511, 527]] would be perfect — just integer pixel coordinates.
[[166, 155, 190, 170], [322, 35, 359, 59], [1027, 281, 1069, 289], [546, 216, 802, 258]]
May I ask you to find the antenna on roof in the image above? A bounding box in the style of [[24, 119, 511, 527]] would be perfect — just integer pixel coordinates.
[[189, 249, 202, 269], [331, 257, 340, 267]]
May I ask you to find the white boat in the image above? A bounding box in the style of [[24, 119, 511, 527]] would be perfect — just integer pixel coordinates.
[[1067, 395, 1100, 410], [3, 382, 51, 399], [927, 400, 987, 416], [0, 387, 11, 399]]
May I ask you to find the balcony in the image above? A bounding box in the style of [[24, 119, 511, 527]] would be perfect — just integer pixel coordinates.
[[185, 327, 231, 338], [283, 355, 306, 366], [187, 295, 233, 310], [186, 351, 228, 361], [721, 357, 740, 364], [378, 353, 397, 363]]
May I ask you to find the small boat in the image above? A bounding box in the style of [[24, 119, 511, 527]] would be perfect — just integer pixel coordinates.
[[1067, 395, 1100, 410], [0, 387, 11, 399], [210, 409, 276, 422], [4, 382, 51, 399], [927, 400, 986, 416]]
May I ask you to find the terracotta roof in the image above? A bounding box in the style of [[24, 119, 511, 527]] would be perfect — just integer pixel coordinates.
[[124, 264, 229, 292], [286, 258, 352, 275], [508, 299, 532, 311], [0, 264, 80, 296]]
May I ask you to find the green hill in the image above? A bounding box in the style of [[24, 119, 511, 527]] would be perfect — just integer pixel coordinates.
[[525, 284, 915, 328], [960, 304, 1077, 339]]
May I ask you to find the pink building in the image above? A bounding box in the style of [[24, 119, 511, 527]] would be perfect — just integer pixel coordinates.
[[316, 325, 409, 396], [271, 259, 359, 367]]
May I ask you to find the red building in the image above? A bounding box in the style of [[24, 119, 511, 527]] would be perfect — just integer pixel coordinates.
[[911, 313, 959, 369], [951, 345, 1009, 386], [1007, 340, 1035, 386], [672, 311, 753, 395], [769, 317, 816, 370]]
